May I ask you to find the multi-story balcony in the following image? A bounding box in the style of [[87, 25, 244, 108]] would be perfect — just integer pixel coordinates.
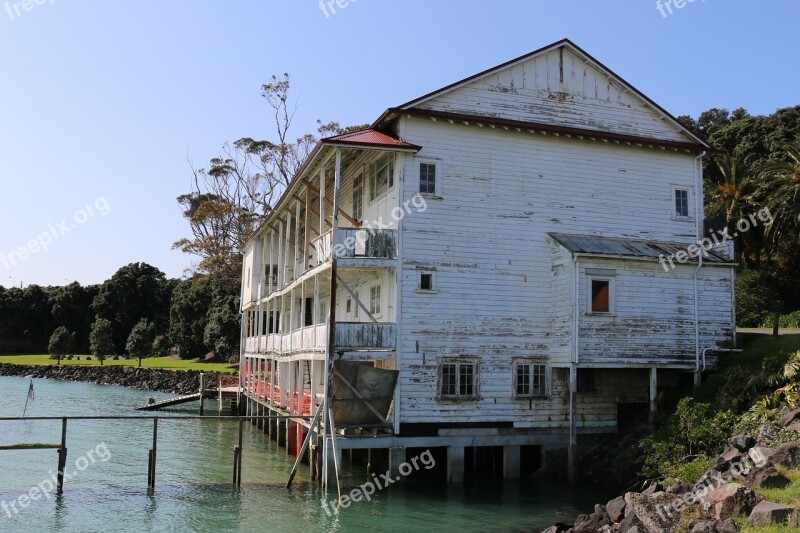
[[244, 321, 397, 357]]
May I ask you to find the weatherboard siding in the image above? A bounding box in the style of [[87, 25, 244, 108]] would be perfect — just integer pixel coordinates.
[[416, 46, 689, 143], [394, 116, 730, 425]]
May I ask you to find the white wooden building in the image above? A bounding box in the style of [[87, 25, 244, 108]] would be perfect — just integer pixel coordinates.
[[238, 39, 735, 484]]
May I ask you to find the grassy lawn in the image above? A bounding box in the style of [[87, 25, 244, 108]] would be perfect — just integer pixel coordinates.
[[0, 354, 237, 373]]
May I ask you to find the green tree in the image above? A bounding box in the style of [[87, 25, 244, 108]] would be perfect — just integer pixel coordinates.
[[48, 326, 74, 365], [126, 319, 156, 368], [204, 285, 240, 362], [89, 317, 114, 365], [169, 278, 212, 359], [152, 334, 171, 357], [92, 263, 173, 352], [756, 140, 800, 244]]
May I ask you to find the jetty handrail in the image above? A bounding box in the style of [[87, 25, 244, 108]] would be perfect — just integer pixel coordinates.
[[0, 414, 315, 495]]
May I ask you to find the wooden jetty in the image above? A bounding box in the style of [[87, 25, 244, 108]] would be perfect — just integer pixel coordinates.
[[134, 374, 240, 413]]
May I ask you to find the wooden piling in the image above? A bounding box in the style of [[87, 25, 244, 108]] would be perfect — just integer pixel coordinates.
[[56, 417, 67, 495], [148, 417, 158, 492]]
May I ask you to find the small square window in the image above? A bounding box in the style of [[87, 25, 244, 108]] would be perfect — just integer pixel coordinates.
[[675, 189, 689, 218], [591, 279, 610, 313], [420, 162, 437, 195], [420, 272, 434, 291], [439, 360, 477, 399], [514, 362, 547, 397], [369, 285, 381, 315]]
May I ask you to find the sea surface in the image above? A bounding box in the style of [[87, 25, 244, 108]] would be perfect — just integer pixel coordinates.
[[0, 376, 606, 532]]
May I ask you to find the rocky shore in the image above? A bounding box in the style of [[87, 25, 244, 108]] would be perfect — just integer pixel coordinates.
[[0, 363, 225, 395], [541, 412, 800, 532]]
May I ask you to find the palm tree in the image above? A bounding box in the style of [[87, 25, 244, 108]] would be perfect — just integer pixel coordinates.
[[711, 151, 761, 263], [756, 141, 800, 245]]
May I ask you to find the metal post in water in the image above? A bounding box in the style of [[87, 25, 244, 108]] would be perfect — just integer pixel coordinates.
[[56, 417, 67, 495], [148, 417, 158, 492], [237, 416, 243, 486], [199, 373, 205, 416]]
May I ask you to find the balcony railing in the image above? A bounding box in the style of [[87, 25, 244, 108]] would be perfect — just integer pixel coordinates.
[[244, 322, 396, 354], [312, 228, 398, 264]]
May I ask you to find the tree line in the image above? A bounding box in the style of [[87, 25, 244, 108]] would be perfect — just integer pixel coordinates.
[[0, 263, 240, 363]]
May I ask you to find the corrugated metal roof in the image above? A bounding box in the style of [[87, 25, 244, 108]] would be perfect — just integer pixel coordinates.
[[322, 129, 421, 151], [548, 233, 732, 264]]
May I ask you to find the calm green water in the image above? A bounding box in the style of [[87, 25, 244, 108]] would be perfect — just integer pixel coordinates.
[[0, 377, 605, 532]]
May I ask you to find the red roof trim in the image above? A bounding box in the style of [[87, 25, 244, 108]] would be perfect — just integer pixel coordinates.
[[322, 128, 421, 151]]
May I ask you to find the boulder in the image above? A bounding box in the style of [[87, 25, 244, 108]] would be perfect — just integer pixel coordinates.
[[625, 491, 687, 532], [716, 518, 739, 533], [606, 496, 626, 523], [617, 511, 643, 532], [728, 435, 756, 453], [640, 480, 664, 495], [665, 481, 685, 494], [748, 446, 772, 467], [748, 500, 799, 527], [786, 420, 800, 433], [701, 483, 762, 520], [745, 466, 791, 489], [778, 407, 800, 427], [688, 519, 717, 532], [573, 508, 610, 531], [766, 443, 800, 469]]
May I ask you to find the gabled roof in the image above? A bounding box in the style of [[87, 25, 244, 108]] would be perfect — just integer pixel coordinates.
[[373, 38, 717, 153], [548, 233, 733, 264], [322, 129, 421, 152]]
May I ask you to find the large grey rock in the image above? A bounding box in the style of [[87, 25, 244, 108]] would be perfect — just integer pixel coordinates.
[[701, 483, 762, 520], [573, 505, 610, 530], [778, 407, 800, 427], [625, 491, 686, 532], [748, 500, 799, 527], [745, 465, 791, 489], [728, 434, 756, 452], [606, 496, 626, 523], [766, 443, 800, 468]]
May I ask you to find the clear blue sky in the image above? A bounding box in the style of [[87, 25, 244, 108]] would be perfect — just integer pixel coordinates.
[[1, 0, 797, 287]]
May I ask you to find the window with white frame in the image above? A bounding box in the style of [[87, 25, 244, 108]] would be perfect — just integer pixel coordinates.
[[369, 285, 381, 315], [439, 360, 477, 399], [674, 188, 690, 218], [419, 271, 435, 291], [352, 174, 364, 221], [514, 362, 547, 397], [589, 277, 615, 314], [369, 154, 394, 201], [419, 161, 437, 195]]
